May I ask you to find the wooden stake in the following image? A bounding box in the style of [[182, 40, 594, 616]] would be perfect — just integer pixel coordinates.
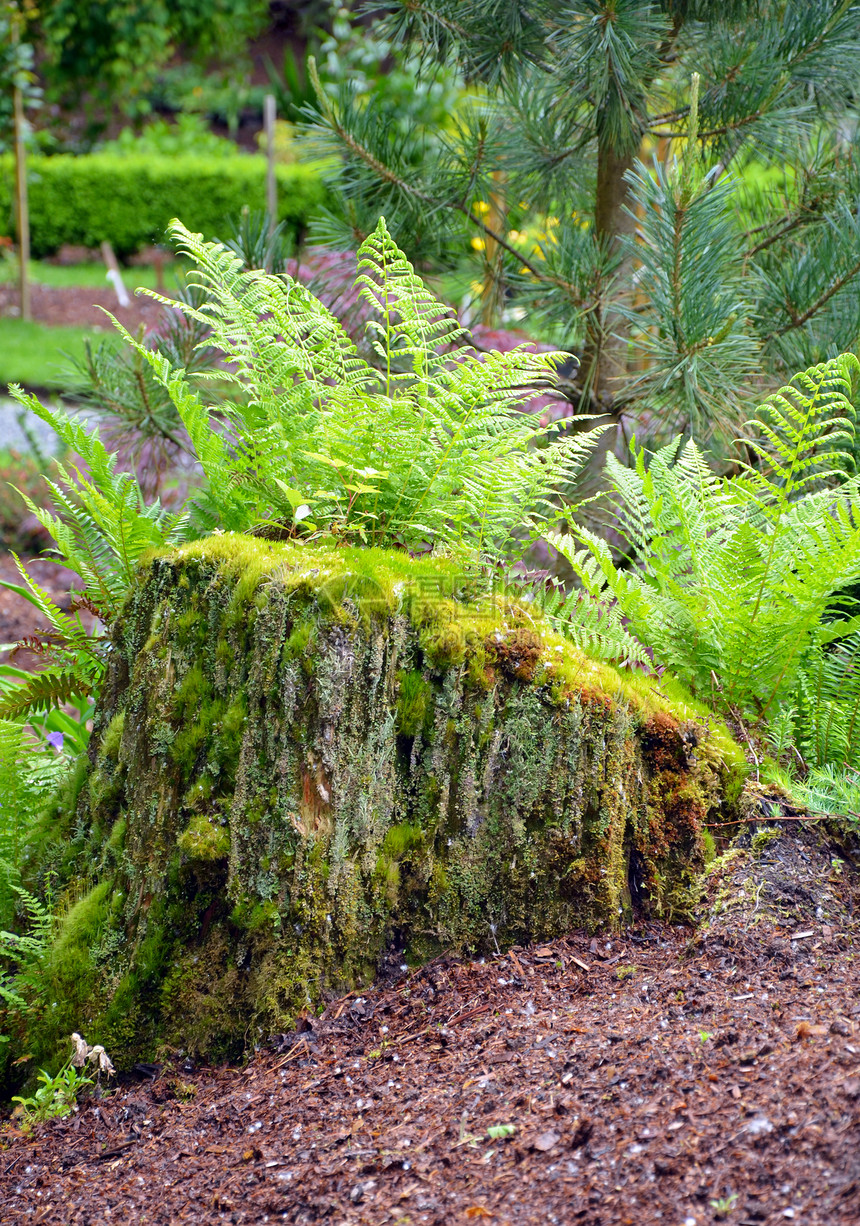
[[264, 93, 277, 237], [100, 241, 131, 307], [11, 9, 30, 322]]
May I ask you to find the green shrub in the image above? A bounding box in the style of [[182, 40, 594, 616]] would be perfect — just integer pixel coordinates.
[[99, 115, 241, 161], [0, 154, 325, 257]]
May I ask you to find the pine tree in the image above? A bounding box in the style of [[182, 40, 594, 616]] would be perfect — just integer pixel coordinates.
[[305, 1, 860, 450]]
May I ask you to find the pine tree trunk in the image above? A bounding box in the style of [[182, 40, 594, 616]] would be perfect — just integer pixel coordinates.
[[582, 140, 637, 414]]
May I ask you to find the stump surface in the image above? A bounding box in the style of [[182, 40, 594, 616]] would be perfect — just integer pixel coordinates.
[[25, 536, 743, 1064]]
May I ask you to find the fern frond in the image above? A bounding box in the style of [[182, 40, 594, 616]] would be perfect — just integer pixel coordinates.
[[555, 363, 860, 714], [541, 534, 649, 666], [0, 859, 55, 1012], [738, 353, 860, 503], [9, 385, 186, 621], [0, 667, 97, 720], [794, 632, 860, 771]]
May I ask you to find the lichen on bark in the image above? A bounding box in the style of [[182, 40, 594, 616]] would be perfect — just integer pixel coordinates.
[[22, 535, 744, 1065]]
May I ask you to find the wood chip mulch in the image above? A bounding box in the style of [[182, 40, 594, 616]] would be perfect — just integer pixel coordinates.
[[3, 824, 860, 1226], [0, 554, 88, 671], [0, 283, 163, 333]]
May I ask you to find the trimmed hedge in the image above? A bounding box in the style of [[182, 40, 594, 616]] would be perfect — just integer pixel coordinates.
[[0, 153, 326, 258]]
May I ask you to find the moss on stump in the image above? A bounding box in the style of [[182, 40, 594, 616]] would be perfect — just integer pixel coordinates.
[[26, 536, 744, 1065]]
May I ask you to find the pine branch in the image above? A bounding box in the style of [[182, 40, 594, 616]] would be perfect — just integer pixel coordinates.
[[769, 258, 860, 339], [746, 215, 812, 258], [308, 57, 591, 307]]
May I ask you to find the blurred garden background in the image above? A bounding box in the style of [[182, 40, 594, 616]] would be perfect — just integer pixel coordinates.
[[4, 2, 860, 449]]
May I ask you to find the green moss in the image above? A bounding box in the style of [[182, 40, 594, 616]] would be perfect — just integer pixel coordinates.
[[395, 671, 432, 737], [99, 712, 126, 764], [28, 880, 116, 1060], [107, 817, 126, 853], [383, 821, 424, 857], [177, 816, 230, 861], [243, 900, 281, 933], [751, 826, 782, 856], [701, 826, 716, 864], [53, 880, 111, 960], [284, 620, 314, 660], [419, 621, 467, 669], [171, 665, 208, 722]]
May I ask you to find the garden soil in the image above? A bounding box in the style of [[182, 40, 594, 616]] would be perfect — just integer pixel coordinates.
[[1, 823, 859, 1225]]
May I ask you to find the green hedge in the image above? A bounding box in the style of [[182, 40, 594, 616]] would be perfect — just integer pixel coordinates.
[[0, 153, 326, 257]]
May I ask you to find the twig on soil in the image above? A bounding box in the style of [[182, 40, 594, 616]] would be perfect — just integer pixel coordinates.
[[447, 1004, 492, 1027], [96, 1140, 138, 1161], [271, 1038, 310, 1071]]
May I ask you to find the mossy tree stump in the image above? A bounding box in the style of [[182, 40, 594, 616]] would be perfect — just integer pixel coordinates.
[[31, 536, 742, 1064]]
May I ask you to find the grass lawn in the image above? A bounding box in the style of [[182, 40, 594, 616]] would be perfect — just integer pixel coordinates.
[[0, 317, 110, 391], [0, 260, 178, 292]]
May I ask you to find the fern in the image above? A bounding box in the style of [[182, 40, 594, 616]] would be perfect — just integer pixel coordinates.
[[549, 354, 860, 714], [540, 555, 649, 667], [6, 391, 193, 621], [0, 861, 55, 1019], [119, 216, 603, 561], [0, 719, 67, 941], [0, 395, 193, 720], [786, 633, 860, 772]]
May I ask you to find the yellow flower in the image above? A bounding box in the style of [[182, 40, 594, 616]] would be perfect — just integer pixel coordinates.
[[508, 229, 522, 242], [470, 236, 486, 252], [469, 280, 483, 294], [546, 216, 560, 228], [519, 201, 531, 209], [474, 201, 491, 215]]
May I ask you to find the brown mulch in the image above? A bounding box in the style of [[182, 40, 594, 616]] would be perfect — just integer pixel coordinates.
[[1, 826, 859, 1225], [0, 283, 165, 332]]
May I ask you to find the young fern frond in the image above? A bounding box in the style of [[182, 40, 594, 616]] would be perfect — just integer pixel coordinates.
[[355, 218, 468, 396], [737, 353, 860, 505]]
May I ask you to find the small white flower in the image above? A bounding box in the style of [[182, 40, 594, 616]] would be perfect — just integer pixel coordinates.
[[70, 1033, 89, 1068], [87, 1045, 116, 1076]]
